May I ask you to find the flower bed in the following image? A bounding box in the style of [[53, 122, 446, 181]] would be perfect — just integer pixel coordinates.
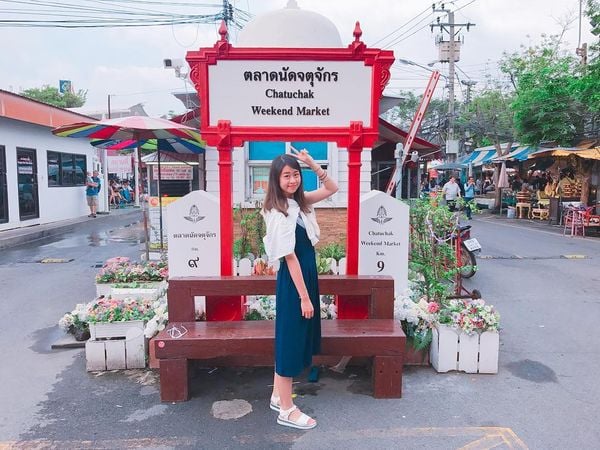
[[95, 259, 168, 297], [95, 260, 168, 284]]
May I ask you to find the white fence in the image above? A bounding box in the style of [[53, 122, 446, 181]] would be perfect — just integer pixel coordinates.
[[233, 256, 347, 276]]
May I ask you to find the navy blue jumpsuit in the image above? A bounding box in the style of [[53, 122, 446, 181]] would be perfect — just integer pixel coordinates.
[[274, 220, 321, 377]]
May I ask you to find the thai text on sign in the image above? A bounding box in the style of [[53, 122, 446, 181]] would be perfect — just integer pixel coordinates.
[[152, 166, 193, 180]]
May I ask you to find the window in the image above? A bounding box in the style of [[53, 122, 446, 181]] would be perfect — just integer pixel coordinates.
[[0, 145, 7, 223], [47, 151, 87, 186], [247, 141, 328, 199]]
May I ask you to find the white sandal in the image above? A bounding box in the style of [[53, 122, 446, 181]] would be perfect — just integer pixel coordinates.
[[270, 394, 280, 412], [277, 405, 317, 430]]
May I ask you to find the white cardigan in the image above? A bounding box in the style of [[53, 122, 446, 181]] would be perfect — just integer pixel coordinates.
[[262, 199, 320, 264]]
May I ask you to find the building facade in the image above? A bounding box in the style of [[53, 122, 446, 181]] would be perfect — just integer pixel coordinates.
[[0, 90, 101, 231]]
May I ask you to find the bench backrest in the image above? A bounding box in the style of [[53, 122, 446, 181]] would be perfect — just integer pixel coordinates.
[[168, 275, 395, 321]]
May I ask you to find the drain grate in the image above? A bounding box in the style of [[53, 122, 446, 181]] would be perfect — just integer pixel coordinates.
[[39, 258, 74, 263]]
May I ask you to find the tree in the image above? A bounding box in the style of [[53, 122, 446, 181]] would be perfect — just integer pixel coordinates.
[[500, 33, 585, 145], [383, 91, 448, 145], [456, 88, 516, 211], [20, 85, 87, 108]]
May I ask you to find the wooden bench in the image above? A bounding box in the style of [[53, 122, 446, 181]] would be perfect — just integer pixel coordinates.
[[155, 275, 405, 402]]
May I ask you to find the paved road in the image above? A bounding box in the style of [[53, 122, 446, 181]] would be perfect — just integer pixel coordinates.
[[0, 212, 599, 449]]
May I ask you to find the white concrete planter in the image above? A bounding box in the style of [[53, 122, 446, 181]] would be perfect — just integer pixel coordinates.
[[430, 324, 499, 374], [95, 281, 163, 298], [95, 283, 115, 297], [110, 287, 161, 301], [86, 320, 147, 371]]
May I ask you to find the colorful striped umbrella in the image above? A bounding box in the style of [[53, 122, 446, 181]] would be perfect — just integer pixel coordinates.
[[52, 115, 201, 141], [52, 115, 202, 259], [91, 137, 205, 154]]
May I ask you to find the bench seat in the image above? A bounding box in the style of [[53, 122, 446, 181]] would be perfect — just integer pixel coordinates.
[[155, 319, 405, 402]]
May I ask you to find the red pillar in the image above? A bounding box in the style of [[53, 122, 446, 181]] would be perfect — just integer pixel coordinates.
[[345, 143, 362, 275], [206, 121, 243, 321], [337, 130, 369, 319], [217, 142, 233, 276]]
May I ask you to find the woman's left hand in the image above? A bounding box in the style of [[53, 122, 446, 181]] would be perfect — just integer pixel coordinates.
[[290, 146, 316, 169]]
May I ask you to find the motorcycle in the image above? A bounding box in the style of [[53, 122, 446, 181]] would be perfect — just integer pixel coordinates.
[[456, 224, 481, 279]]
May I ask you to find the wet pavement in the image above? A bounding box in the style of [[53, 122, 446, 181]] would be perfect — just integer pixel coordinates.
[[1, 211, 600, 449]]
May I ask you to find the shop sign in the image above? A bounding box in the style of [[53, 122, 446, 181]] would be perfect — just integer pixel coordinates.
[[107, 156, 132, 174], [152, 165, 193, 180]]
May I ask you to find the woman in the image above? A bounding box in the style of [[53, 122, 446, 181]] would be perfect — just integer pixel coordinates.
[[262, 148, 338, 430]]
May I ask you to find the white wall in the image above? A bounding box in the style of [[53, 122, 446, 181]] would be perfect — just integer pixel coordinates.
[[0, 117, 100, 231], [205, 142, 373, 209]]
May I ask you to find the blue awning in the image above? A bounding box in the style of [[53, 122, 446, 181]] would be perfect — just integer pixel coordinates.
[[493, 146, 536, 162]]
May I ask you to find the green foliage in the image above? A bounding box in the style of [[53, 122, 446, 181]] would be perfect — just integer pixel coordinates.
[[405, 328, 433, 352], [317, 241, 345, 261], [21, 85, 87, 108], [316, 254, 334, 275], [456, 88, 515, 149], [409, 197, 459, 303], [500, 34, 587, 145], [233, 205, 265, 259]]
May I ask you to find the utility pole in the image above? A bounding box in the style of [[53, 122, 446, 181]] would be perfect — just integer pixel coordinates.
[[431, 5, 475, 162], [222, 0, 233, 26], [461, 79, 477, 105]]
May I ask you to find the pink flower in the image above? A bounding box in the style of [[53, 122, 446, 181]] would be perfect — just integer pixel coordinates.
[[427, 302, 440, 314]]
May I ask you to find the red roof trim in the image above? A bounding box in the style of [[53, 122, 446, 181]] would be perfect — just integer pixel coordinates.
[[0, 89, 97, 128], [378, 118, 438, 149]]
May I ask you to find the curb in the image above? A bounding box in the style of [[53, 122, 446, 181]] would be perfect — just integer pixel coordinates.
[[0, 209, 140, 250]]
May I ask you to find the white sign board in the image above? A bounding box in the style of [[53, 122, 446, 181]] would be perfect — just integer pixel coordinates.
[[107, 156, 132, 174], [148, 196, 179, 246], [359, 190, 409, 296], [208, 60, 372, 128], [167, 190, 220, 277], [152, 165, 193, 180]]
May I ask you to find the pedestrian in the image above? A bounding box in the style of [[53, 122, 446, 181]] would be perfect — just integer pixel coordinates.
[[441, 176, 461, 211], [85, 170, 101, 217], [261, 148, 338, 430], [464, 176, 476, 219]]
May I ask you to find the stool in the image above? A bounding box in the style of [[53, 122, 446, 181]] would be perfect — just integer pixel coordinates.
[[515, 202, 531, 219], [530, 207, 549, 220]]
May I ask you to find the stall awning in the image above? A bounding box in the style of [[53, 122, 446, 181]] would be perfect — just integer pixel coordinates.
[[528, 146, 600, 160], [458, 148, 497, 166], [493, 145, 536, 162], [458, 143, 523, 167]]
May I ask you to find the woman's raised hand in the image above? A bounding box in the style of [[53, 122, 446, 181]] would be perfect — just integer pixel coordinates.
[[290, 146, 316, 169]]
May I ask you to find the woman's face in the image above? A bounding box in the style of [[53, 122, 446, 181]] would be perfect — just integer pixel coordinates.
[[279, 164, 301, 198]]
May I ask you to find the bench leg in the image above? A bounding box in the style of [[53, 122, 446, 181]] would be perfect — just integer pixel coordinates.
[[372, 356, 403, 399], [159, 358, 189, 402]]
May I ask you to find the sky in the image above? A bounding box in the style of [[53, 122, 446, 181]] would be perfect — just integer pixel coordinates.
[[0, 0, 593, 118]]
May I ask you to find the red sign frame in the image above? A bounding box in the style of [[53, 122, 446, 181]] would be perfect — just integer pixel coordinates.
[[186, 22, 394, 320], [187, 22, 394, 149]]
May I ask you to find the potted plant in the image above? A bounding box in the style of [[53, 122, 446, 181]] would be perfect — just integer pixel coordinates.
[[431, 298, 501, 373], [394, 286, 439, 365], [58, 303, 90, 341]]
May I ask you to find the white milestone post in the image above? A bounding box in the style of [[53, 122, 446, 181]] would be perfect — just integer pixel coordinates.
[[359, 190, 410, 296], [166, 190, 221, 278]]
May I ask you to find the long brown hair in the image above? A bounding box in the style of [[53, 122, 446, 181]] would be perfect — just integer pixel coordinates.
[[263, 154, 310, 216]]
